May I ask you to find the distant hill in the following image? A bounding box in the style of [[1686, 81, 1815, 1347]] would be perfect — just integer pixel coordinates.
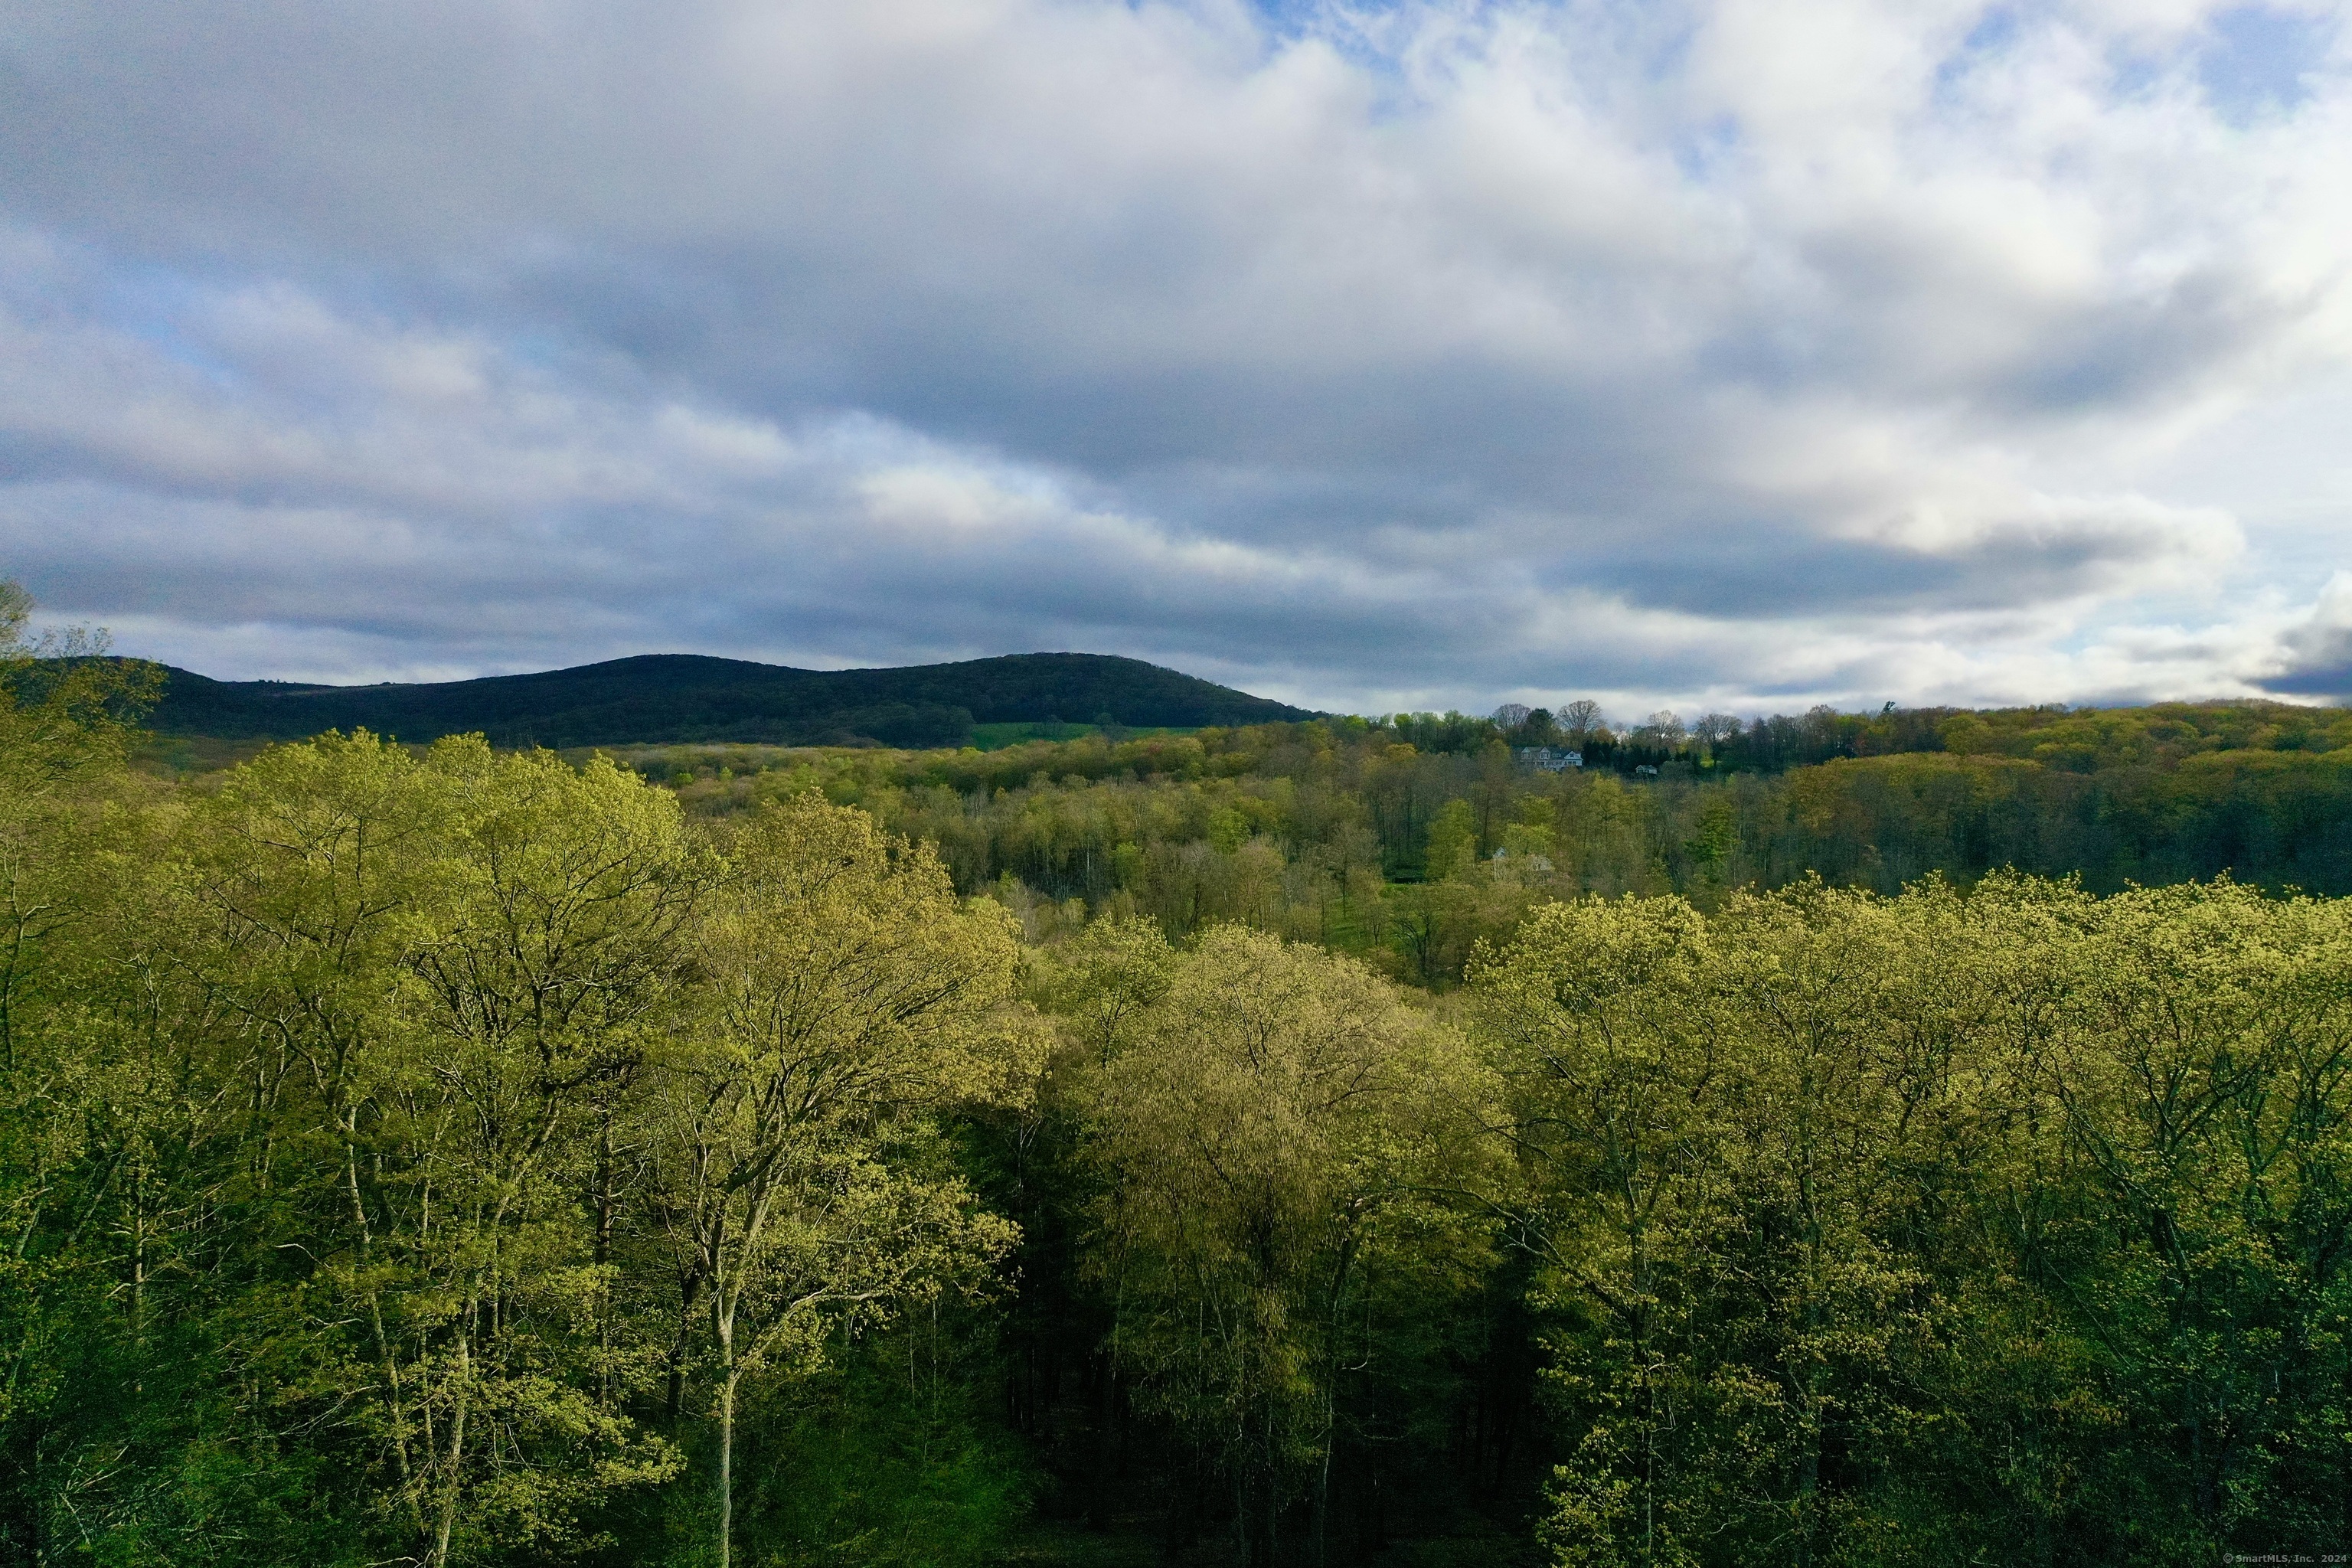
[[142, 652, 1317, 749]]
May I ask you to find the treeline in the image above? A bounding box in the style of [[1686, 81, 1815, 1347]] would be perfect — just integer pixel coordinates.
[[1483, 694, 2352, 776], [606, 701, 2352, 988]]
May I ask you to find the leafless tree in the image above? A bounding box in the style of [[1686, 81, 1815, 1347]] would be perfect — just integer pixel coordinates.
[[1694, 712, 1743, 746]]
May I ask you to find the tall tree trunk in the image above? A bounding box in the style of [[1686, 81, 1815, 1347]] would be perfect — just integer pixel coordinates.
[[426, 1312, 472, 1568], [1234, 1393, 1250, 1568], [1088, 1354, 1116, 1529], [718, 1368, 740, 1568], [595, 1110, 616, 1408], [716, 1301, 738, 1568], [129, 1155, 145, 1398], [666, 1266, 704, 1428], [347, 1130, 419, 1527]]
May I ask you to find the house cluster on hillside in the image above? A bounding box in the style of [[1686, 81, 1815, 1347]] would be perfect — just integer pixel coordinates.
[[1515, 746, 1583, 773]]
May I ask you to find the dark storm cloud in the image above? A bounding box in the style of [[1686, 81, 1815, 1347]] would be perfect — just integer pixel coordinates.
[[2265, 661, 2352, 700], [2, 0, 2346, 712], [2260, 574, 2352, 700]]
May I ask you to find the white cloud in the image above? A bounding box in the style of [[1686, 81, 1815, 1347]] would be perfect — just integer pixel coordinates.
[[2, 0, 2350, 711]]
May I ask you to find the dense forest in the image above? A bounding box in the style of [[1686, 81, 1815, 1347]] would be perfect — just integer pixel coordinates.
[[611, 694, 2352, 989], [7, 591, 2352, 1566]]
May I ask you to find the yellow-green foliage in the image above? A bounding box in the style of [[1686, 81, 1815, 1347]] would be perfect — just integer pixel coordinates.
[[648, 792, 1039, 1568], [589, 701, 2352, 995], [0, 716, 1045, 1568], [1080, 929, 1498, 1557], [1936, 699, 2352, 767], [1478, 876, 2352, 1566]]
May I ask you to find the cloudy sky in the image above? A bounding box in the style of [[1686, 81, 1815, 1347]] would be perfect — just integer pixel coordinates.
[[5, 0, 2351, 716]]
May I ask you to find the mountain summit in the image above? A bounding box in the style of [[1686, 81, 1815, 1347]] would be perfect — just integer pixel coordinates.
[[145, 651, 1316, 748]]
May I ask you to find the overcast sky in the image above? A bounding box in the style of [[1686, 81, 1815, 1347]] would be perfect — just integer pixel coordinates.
[[5, 0, 2351, 716]]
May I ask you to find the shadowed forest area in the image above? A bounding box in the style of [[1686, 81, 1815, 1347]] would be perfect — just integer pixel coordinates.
[[7, 603, 2352, 1566]]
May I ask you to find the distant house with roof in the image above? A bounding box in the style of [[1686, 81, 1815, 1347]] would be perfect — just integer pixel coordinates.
[[1516, 746, 1583, 773]]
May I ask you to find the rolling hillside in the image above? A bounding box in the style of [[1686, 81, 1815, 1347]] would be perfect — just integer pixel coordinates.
[[143, 651, 1315, 748]]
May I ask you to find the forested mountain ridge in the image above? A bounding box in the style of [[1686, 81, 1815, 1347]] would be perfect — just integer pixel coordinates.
[[139, 649, 1316, 747]]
